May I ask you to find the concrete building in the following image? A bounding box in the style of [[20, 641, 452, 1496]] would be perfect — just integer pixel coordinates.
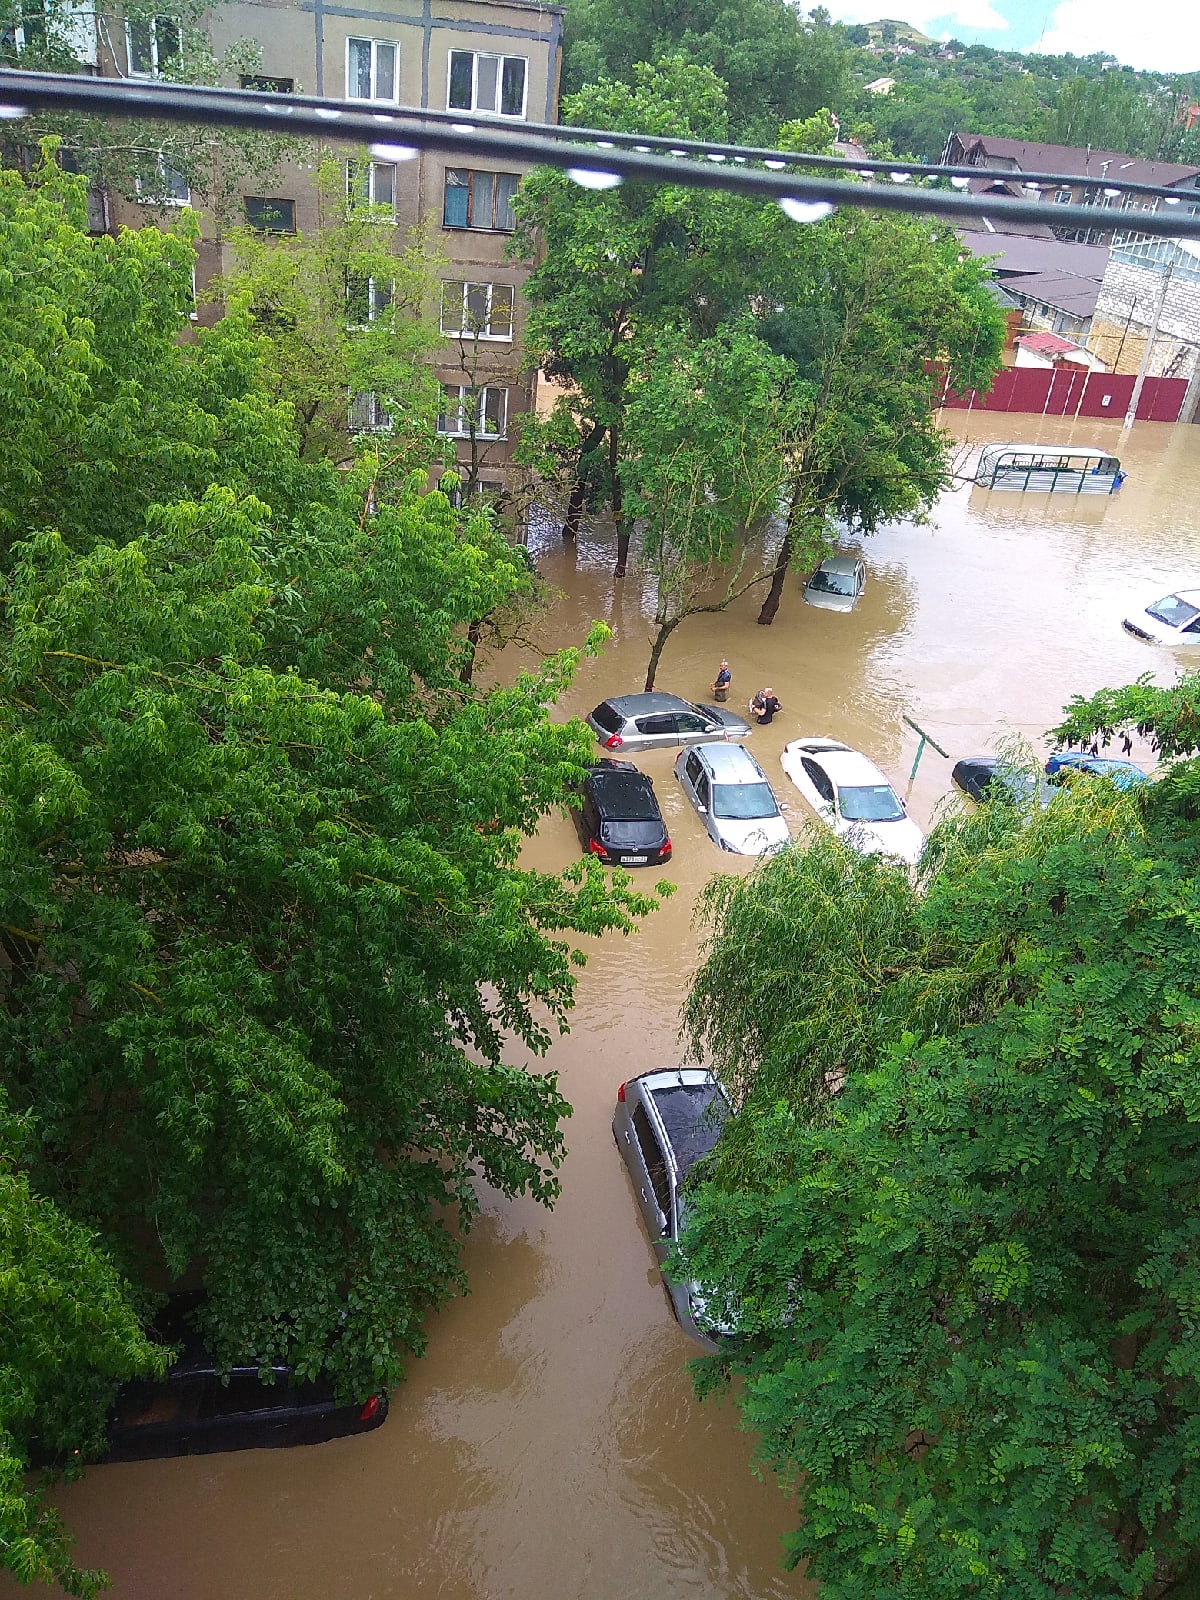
[[83, 0, 564, 492], [1089, 239, 1200, 419]]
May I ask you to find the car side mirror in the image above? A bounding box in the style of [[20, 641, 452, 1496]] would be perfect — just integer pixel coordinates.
[[696, 805, 708, 816]]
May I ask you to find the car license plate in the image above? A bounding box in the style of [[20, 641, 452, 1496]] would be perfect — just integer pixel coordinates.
[[619, 854, 648, 864]]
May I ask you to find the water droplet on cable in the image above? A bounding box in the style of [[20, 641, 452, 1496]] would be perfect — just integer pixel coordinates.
[[316, 107, 342, 120], [0, 104, 28, 119], [706, 152, 726, 162], [669, 148, 686, 158], [950, 175, 969, 189], [597, 139, 615, 149], [371, 142, 419, 162], [858, 168, 875, 180], [634, 144, 650, 153], [778, 197, 834, 224], [764, 158, 786, 170], [567, 167, 622, 190], [890, 170, 912, 183], [1103, 186, 1121, 197], [450, 122, 475, 134]]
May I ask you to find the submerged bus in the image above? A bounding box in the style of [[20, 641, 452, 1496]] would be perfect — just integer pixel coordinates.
[[974, 444, 1124, 494]]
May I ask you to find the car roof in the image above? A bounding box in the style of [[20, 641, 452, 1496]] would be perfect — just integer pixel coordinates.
[[813, 555, 860, 576], [587, 768, 659, 812], [1160, 590, 1200, 607], [603, 693, 690, 715], [690, 742, 764, 782], [792, 739, 890, 787]]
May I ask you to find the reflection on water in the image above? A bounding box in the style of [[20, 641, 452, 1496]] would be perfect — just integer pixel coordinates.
[[20, 415, 1200, 1600]]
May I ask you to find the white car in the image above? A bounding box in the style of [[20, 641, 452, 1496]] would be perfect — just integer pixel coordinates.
[[780, 738, 924, 866], [1123, 589, 1200, 647]]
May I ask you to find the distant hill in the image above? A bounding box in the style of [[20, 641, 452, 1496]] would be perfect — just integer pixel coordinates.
[[862, 19, 936, 48]]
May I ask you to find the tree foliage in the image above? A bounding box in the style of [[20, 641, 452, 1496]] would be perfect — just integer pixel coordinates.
[[679, 743, 1200, 1597], [0, 151, 659, 1588]]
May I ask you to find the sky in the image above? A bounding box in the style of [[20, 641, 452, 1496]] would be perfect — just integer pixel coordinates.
[[820, 0, 1200, 74]]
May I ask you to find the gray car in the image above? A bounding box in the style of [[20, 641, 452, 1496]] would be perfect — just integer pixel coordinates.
[[674, 742, 791, 855], [612, 1067, 731, 1350], [804, 554, 866, 612], [587, 692, 751, 754]]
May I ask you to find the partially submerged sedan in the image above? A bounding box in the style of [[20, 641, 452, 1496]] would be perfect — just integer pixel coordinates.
[[1122, 589, 1200, 647], [780, 737, 924, 866]]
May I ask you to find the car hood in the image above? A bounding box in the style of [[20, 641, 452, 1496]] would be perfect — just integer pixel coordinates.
[[1123, 611, 1200, 646], [717, 814, 792, 855], [843, 817, 924, 866], [804, 588, 857, 612], [696, 704, 753, 735]]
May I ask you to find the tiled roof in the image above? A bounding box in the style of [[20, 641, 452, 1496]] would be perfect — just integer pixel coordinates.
[[1017, 330, 1084, 355], [950, 133, 1200, 189]]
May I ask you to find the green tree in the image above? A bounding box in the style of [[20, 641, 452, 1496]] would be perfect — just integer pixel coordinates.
[[561, 0, 851, 139], [2, 1095, 166, 1597], [679, 733, 1200, 1597], [0, 146, 661, 1531]]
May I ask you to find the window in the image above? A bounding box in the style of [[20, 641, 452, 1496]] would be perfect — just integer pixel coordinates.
[[126, 15, 179, 76], [437, 384, 507, 439], [439, 280, 514, 340], [346, 159, 396, 215], [447, 49, 526, 118], [631, 1104, 672, 1224], [349, 392, 391, 432], [6, 1, 47, 51], [136, 155, 189, 205], [244, 196, 296, 232], [240, 73, 293, 93], [346, 274, 392, 326], [346, 37, 397, 102], [442, 169, 518, 232], [441, 475, 503, 508]]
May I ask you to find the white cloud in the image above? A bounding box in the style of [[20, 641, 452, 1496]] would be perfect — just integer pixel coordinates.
[[823, 0, 1008, 30], [1028, 0, 1200, 70]]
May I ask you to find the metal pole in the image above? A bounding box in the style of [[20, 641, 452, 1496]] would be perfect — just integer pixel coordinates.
[[1123, 262, 1174, 430]]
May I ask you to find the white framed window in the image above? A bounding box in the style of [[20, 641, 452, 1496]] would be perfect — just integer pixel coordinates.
[[346, 159, 397, 216], [135, 154, 189, 205], [346, 274, 393, 326], [126, 15, 179, 76], [440, 281, 514, 340], [437, 384, 507, 439], [347, 37, 398, 102], [349, 392, 391, 432], [447, 49, 526, 118], [442, 168, 519, 232], [6, 2, 47, 52]]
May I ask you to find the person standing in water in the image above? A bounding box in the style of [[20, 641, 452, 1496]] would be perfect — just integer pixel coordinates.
[[750, 687, 782, 725], [712, 659, 732, 700]]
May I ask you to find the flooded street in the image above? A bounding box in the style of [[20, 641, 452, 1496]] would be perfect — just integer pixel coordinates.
[[26, 412, 1200, 1600]]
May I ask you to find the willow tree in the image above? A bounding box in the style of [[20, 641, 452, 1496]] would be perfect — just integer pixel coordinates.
[[678, 745, 1200, 1598]]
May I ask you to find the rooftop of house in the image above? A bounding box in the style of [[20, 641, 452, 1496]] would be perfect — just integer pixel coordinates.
[[947, 133, 1200, 190], [1001, 269, 1103, 319], [957, 228, 1110, 286], [1016, 330, 1088, 357]]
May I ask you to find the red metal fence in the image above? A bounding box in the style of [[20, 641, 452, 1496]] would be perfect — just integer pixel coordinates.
[[938, 367, 1187, 423]]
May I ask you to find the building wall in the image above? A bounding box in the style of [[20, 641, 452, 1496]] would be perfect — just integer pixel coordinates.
[[102, 0, 562, 486], [1090, 259, 1200, 381]]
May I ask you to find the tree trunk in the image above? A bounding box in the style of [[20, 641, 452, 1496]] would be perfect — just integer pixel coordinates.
[[459, 618, 483, 685], [610, 425, 630, 578], [644, 616, 681, 691], [757, 480, 804, 626], [562, 420, 606, 543]]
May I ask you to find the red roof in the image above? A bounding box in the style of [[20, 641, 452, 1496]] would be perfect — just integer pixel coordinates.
[[1016, 330, 1085, 356]]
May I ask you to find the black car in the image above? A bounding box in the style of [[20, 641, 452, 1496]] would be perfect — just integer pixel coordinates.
[[573, 760, 672, 867], [103, 1298, 388, 1462], [952, 757, 1055, 808]]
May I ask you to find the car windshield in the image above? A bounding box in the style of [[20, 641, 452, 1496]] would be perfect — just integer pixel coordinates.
[[1147, 595, 1200, 629], [838, 783, 905, 823], [712, 781, 779, 819], [809, 568, 857, 596]]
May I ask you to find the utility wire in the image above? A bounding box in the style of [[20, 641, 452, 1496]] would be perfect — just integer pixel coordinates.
[[3, 70, 1200, 239]]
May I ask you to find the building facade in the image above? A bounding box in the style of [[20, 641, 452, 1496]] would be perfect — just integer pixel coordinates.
[[89, 0, 563, 492], [1089, 240, 1200, 419]]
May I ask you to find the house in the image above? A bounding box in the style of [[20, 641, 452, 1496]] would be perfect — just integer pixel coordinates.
[[51, 0, 564, 495], [956, 226, 1109, 348], [1014, 330, 1104, 371], [863, 76, 896, 95], [1088, 238, 1200, 418], [941, 132, 1200, 247]]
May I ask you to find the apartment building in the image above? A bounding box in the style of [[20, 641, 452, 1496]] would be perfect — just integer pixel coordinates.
[[88, 0, 564, 491]]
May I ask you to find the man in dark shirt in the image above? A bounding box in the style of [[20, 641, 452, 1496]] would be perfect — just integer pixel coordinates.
[[750, 687, 782, 725]]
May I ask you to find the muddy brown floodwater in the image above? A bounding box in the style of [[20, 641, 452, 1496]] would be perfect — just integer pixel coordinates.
[[21, 413, 1200, 1600]]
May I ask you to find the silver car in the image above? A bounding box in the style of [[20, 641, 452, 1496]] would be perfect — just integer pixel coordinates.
[[804, 554, 866, 612], [612, 1068, 731, 1350], [674, 742, 791, 855], [586, 692, 751, 754]]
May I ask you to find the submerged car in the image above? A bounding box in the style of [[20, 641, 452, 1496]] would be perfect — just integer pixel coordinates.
[[104, 1297, 388, 1462], [612, 1067, 731, 1351], [572, 760, 672, 867], [952, 757, 1055, 808], [674, 742, 790, 856], [779, 737, 924, 866], [1122, 589, 1200, 647], [804, 554, 866, 612], [1045, 751, 1148, 791], [586, 693, 751, 754]]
